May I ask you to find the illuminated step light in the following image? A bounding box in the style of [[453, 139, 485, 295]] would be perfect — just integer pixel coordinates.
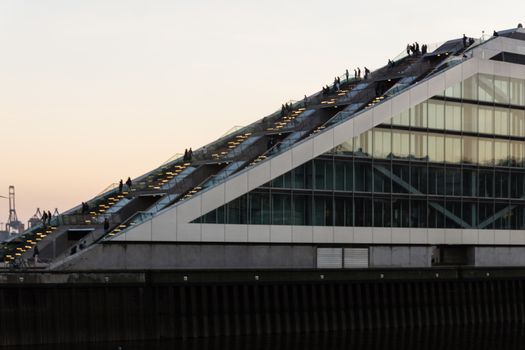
[[15, 253, 21, 257]]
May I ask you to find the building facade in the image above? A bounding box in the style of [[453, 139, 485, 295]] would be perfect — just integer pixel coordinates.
[[41, 27, 525, 270]]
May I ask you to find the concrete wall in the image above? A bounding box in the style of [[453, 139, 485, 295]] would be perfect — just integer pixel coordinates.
[[58, 243, 317, 270], [370, 246, 432, 268], [474, 247, 525, 266]]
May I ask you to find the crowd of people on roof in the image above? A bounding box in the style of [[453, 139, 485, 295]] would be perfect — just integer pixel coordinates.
[[41, 210, 53, 226], [406, 42, 429, 56], [462, 34, 475, 48], [183, 148, 193, 161]]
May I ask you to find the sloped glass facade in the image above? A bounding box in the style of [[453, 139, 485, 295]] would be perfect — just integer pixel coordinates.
[[194, 74, 525, 229]]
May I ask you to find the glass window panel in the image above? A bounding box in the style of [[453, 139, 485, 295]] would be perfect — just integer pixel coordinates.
[[478, 171, 494, 198], [373, 129, 391, 159], [462, 136, 478, 164], [334, 197, 353, 226], [392, 164, 410, 193], [354, 162, 373, 192], [462, 104, 478, 133], [463, 75, 477, 101], [332, 140, 353, 155], [494, 107, 509, 136], [373, 197, 391, 227], [410, 102, 427, 128], [313, 195, 333, 226], [428, 199, 445, 228], [354, 130, 373, 157], [494, 171, 509, 198], [462, 168, 477, 197], [494, 202, 511, 229], [227, 196, 247, 224], [293, 163, 306, 189], [391, 109, 410, 126], [445, 102, 462, 131], [445, 168, 462, 196], [293, 194, 312, 225], [445, 200, 462, 228], [511, 205, 525, 230], [494, 75, 510, 104], [354, 197, 372, 226], [478, 139, 494, 166], [478, 74, 494, 103], [410, 198, 427, 227], [249, 192, 270, 224], [428, 167, 445, 195], [373, 166, 391, 193], [428, 100, 445, 130], [445, 136, 461, 163], [462, 200, 477, 227], [494, 140, 509, 166], [510, 78, 525, 106], [478, 106, 494, 134], [445, 82, 462, 99], [392, 130, 410, 159], [410, 132, 427, 161], [510, 141, 525, 167], [411, 165, 428, 194], [428, 134, 444, 163], [478, 201, 494, 228], [392, 198, 410, 227], [510, 109, 525, 137], [511, 172, 525, 199], [272, 193, 291, 225], [334, 161, 345, 191]]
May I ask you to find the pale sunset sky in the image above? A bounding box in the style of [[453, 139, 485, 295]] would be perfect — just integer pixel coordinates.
[[1, 0, 524, 225]]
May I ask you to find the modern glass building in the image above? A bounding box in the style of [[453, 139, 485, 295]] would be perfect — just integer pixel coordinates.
[[5, 26, 525, 270]]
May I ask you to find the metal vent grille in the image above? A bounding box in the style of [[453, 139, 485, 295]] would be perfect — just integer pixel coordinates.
[[343, 248, 369, 268], [316, 248, 343, 269]]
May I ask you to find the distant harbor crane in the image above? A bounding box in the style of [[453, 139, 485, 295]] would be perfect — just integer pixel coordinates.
[[2, 186, 24, 235]]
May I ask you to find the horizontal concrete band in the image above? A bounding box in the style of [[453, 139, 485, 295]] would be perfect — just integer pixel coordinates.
[[2, 267, 525, 285]]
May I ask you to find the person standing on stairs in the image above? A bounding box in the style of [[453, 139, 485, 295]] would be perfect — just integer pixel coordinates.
[[104, 218, 110, 234], [118, 179, 123, 193], [126, 177, 132, 190]]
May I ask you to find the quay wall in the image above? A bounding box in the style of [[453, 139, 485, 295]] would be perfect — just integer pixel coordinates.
[[1, 268, 525, 346]]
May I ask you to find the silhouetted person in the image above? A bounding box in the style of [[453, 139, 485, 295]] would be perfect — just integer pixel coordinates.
[[354, 69, 357, 78], [183, 148, 188, 161], [345, 69, 349, 82], [47, 210, 52, 224], [462, 34, 467, 48], [104, 218, 110, 233], [126, 177, 132, 190], [42, 211, 48, 225], [519, 23, 523, 29], [406, 44, 411, 56], [81, 202, 86, 214], [357, 68, 361, 78], [33, 245, 39, 265], [303, 95, 308, 108], [364, 67, 370, 79], [493, 30, 499, 37], [118, 179, 123, 193], [188, 148, 193, 161]]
